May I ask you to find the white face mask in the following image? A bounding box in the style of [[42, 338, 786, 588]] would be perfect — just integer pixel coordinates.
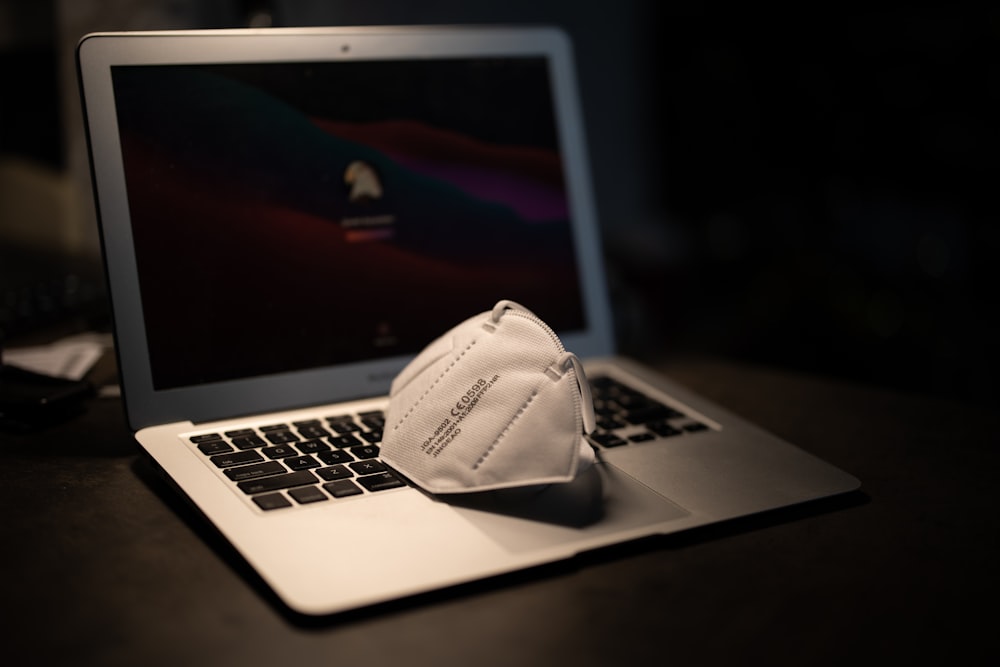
[[381, 300, 597, 495]]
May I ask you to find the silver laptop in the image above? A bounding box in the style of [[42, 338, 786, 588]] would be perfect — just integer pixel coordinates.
[[77, 25, 859, 615]]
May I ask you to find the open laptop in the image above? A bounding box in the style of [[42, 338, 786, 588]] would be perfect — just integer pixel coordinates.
[[77, 25, 859, 615]]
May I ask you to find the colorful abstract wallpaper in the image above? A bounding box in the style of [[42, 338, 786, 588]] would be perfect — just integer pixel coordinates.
[[111, 58, 584, 389]]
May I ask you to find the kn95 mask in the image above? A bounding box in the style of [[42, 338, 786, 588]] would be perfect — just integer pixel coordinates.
[[381, 300, 597, 495]]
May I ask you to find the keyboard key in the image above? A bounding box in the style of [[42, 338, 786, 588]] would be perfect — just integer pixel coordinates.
[[317, 449, 354, 465], [262, 444, 299, 459], [623, 404, 682, 426], [351, 445, 380, 460], [357, 472, 405, 492], [596, 417, 626, 431], [589, 376, 618, 390], [284, 455, 320, 470], [231, 434, 266, 450], [253, 493, 292, 511], [265, 430, 300, 444], [190, 433, 222, 443], [329, 434, 361, 448], [349, 460, 386, 475], [647, 421, 683, 437], [297, 424, 331, 439], [210, 450, 265, 468], [224, 461, 286, 482], [683, 422, 709, 433], [297, 438, 331, 454], [259, 423, 289, 432], [323, 479, 363, 498], [224, 428, 255, 438], [611, 390, 654, 409], [359, 430, 382, 443], [594, 403, 620, 418], [589, 432, 628, 448], [628, 432, 657, 443], [289, 486, 328, 504], [237, 470, 317, 495], [198, 440, 233, 455], [316, 464, 353, 481], [329, 420, 362, 434], [358, 412, 385, 430]]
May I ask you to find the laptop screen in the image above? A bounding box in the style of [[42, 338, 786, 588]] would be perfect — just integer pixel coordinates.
[[110, 57, 585, 391]]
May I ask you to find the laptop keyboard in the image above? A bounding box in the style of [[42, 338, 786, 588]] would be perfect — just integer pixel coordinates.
[[186, 377, 710, 511], [586, 376, 710, 447], [188, 410, 405, 511]]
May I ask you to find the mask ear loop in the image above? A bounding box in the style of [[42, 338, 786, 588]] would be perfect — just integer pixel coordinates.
[[557, 352, 596, 435]]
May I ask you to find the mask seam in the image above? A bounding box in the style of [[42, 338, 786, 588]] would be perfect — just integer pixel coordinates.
[[472, 389, 538, 471], [390, 339, 477, 432]]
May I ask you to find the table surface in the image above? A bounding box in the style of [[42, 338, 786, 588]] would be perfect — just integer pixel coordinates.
[[2, 355, 995, 666]]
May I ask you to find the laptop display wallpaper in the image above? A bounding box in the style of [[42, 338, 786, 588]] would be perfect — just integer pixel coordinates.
[[110, 58, 584, 390]]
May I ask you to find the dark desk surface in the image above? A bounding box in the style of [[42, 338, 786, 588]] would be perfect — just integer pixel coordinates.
[[2, 357, 995, 666]]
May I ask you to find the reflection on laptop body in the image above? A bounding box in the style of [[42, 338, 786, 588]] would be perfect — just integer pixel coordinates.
[[77, 26, 859, 615]]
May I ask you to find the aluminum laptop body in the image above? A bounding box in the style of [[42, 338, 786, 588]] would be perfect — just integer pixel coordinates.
[[77, 26, 859, 615]]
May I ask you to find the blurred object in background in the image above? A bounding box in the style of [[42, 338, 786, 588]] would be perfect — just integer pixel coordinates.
[[1, 0, 105, 342]]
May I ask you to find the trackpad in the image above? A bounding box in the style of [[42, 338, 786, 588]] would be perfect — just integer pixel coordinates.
[[448, 462, 690, 553]]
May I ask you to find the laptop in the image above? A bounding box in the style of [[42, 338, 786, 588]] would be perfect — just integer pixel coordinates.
[[77, 25, 859, 615]]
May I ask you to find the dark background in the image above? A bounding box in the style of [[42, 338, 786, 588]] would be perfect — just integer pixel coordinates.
[[2, 1, 997, 406], [638, 8, 999, 409]]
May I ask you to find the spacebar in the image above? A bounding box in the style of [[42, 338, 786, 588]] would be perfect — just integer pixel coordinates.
[[237, 470, 317, 495]]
